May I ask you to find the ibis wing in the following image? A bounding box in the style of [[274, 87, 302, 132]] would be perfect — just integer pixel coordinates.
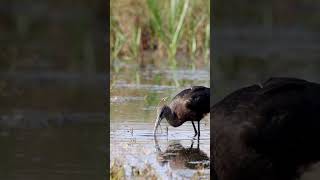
[[258, 77, 309, 96], [172, 88, 191, 101], [185, 86, 210, 113]]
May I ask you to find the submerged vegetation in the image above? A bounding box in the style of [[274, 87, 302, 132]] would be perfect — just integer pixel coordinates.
[[110, 159, 159, 180], [110, 158, 208, 180], [110, 0, 210, 76]]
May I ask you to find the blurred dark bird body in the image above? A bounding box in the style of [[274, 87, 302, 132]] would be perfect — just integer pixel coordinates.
[[211, 77, 320, 180], [153, 86, 210, 137]]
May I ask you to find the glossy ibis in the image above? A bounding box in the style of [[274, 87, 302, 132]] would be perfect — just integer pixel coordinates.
[[211, 77, 320, 180], [153, 86, 210, 137]]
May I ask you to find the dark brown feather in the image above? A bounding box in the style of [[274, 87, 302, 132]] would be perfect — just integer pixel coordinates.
[[212, 77, 320, 180]]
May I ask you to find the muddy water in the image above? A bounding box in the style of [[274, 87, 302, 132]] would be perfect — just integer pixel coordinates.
[[0, 73, 106, 180], [110, 68, 210, 179], [0, 123, 105, 180]]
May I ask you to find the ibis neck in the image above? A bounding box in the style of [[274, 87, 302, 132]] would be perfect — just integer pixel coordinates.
[[164, 109, 182, 127]]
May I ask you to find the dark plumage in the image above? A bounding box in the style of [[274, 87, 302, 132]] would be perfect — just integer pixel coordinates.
[[211, 77, 320, 180], [153, 86, 210, 137]]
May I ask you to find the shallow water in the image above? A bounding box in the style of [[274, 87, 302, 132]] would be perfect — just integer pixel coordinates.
[[0, 72, 106, 180], [111, 121, 210, 178], [0, 123, 105, 180], [110, 67, 210, 179]]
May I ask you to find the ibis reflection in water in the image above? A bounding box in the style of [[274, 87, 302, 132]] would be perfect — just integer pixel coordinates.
[[153, 86, 210, 137], [154, 136, 209, 170]]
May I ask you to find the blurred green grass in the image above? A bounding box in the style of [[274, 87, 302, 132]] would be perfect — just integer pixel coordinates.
[[110, 0, 210, 71]]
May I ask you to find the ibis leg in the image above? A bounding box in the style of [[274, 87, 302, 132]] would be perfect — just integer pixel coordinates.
[[198, 121, 200, 137], [190, 139, 194, 148], [192, 121, 198, 136], [197, 136, 200, 149]]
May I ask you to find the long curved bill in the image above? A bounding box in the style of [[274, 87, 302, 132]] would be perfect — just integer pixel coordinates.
[[153, 115, 162, 136], [153, 133, 161, 152]]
